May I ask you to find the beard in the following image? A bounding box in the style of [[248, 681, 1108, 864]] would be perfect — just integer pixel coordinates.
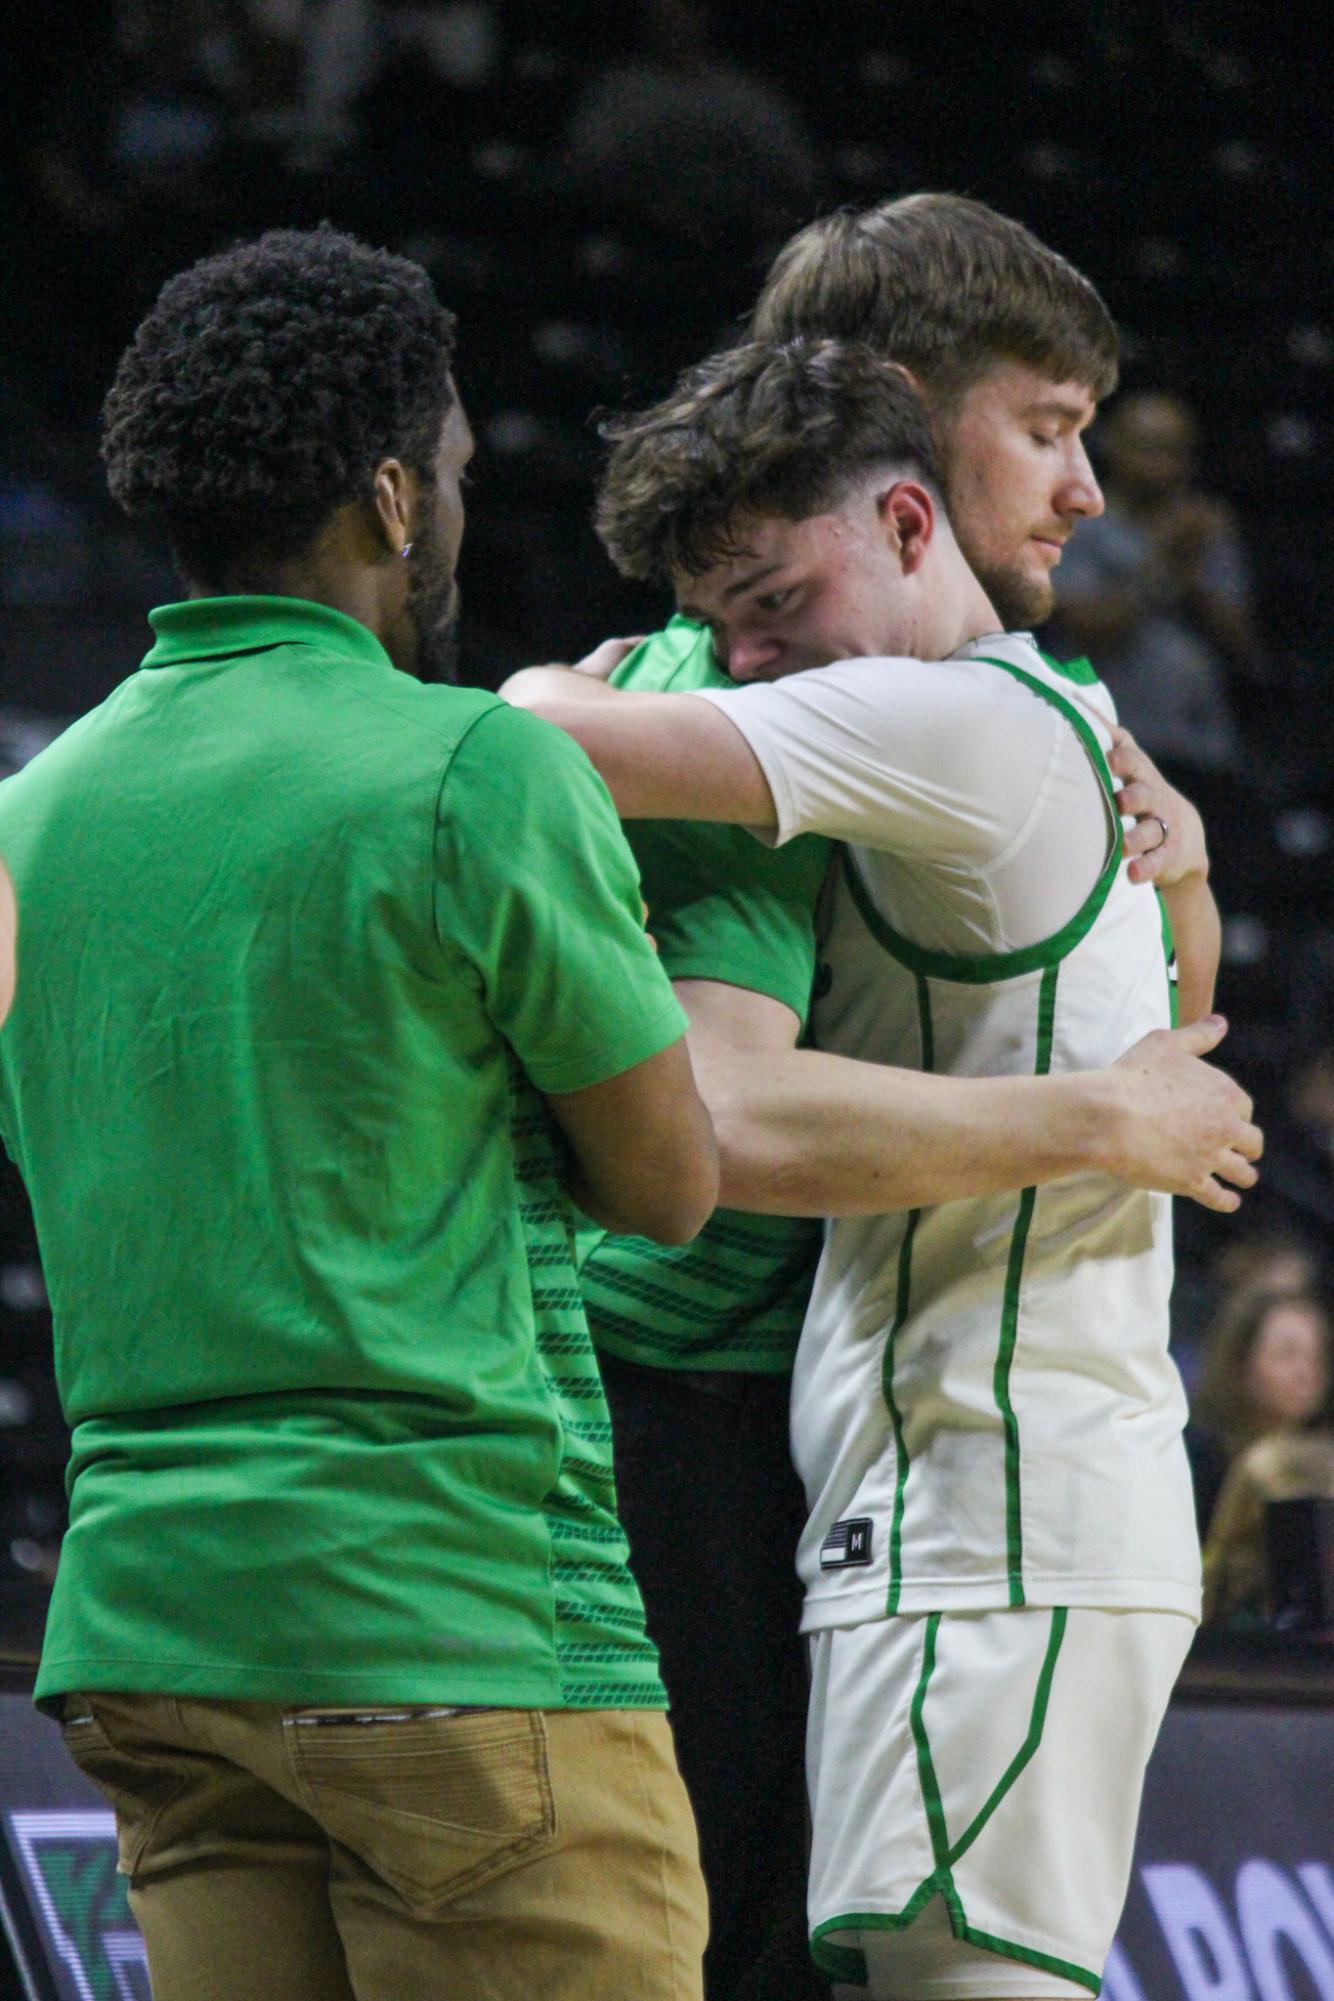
[[406, 522, 461, 683], [972, 557, 1055, 633], [416, 600, 461, 685]]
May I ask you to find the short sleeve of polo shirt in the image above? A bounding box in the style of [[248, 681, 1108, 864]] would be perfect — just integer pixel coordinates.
[[434, 703, 688, 1093], [613, 621, 829, 1027]]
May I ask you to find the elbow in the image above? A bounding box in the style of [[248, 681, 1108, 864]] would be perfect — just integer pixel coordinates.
[[637, 1145, 720, 1246], [618, 1129, 720, 1246]]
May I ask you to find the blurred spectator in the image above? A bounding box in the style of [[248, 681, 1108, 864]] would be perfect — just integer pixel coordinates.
[[1264, 1046, 1334, 1231], [1052, 392, 1264, 875], [559, 0, 824, 254], [21, 0, 352, 416], [1212, 1226, 1322, 1306], [1169, 1219, 1322, 1401], [1202, 1428, 1334, 1628], [351, 1, 507, 232], [1188, 1287, 1333, 1537]]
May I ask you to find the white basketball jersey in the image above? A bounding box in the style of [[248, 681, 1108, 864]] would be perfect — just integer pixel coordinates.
[[696, 633, 1201, 1626]]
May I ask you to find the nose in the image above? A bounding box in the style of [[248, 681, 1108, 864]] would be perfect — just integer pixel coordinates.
[[1060, 440, 1104, 521], [726, 636, 782, 682]]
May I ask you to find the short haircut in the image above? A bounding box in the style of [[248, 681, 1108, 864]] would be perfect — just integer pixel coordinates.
[[752, 193, 1119, 409], [102, 225, 456, 585], [597, 337, 941, 583]]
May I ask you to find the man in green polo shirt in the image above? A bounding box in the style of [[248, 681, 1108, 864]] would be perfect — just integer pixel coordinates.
[[0, 228, 716, 2001]]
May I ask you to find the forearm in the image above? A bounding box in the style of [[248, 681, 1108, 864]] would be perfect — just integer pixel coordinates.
[[701, 1043, 1124, 1215], [501, 666, 621, 740], [500, 667, 776, 823], [1161, 873, 1220, 1025]]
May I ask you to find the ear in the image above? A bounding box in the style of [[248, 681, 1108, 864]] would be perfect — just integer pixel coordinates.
[[370, 458, 414, 558], [874, 480, 935, 574]]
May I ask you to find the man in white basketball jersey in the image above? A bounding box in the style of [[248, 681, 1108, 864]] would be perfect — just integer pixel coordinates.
[[504, 339, 1216, 2000]]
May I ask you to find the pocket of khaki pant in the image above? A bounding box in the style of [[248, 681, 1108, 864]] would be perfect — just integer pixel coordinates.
[[60, 1698, 187, 1880], [285, 1706, 556, 1913]]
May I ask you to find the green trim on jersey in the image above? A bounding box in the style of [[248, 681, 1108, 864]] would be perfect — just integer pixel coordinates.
[[1040, 648, 1100, 688], [841, 655, 1121, 986], [959, 1926, 1099, 1993], [852, 650, 1120, 1616], [911, 1612, 952, 1869], [944, 1605, 1066, 1866], [883, 975, 933, 1614], [1158, 889, 1180, 1028], [809, 1607, 1098, 1995], [580, 616, 829, 1376], [995, 962, 1059, 1606]]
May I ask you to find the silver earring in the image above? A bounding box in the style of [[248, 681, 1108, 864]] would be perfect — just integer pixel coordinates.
[[401, 541, 414, 560]]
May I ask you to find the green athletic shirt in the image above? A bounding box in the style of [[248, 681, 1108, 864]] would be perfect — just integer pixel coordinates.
[[0, 596, 688, 1712], [578, 616, 830, 1374]]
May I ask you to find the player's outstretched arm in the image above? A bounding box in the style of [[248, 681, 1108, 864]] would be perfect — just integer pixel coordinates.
[[678, 981, 1261, 1217], [500, 667, 777, 825]]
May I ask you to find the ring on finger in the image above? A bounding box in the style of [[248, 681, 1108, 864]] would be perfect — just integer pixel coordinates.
[[1148, 815, 1170, 852]]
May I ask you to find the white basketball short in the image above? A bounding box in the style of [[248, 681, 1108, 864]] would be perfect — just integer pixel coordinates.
[[807, 1604, 1194, 1998]]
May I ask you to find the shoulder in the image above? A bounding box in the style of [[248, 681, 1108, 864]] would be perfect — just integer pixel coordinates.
[[713, 651, 1052, 770], [354, 675, 500, 749], [958, 635, 1113, 738], [0, 699, 115, 819], [442, 695, 606, 793], [812, 647, 1060, 737], [357, 682, 591, 785]]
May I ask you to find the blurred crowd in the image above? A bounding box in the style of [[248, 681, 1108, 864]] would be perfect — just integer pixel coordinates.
[[1, 0, 1331, 1644]]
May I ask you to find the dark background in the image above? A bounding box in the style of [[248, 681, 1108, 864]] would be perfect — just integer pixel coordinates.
[[0, 0, 1331, 1649]]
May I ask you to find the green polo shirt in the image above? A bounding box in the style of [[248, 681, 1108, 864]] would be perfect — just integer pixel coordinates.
[[0, 595, 688, 1710], [578, 617, 830, 1373]]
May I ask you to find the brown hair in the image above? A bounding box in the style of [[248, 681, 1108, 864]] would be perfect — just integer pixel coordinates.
[[752, 194, 1119, 410], [596, 336, 940, 583], [1194, 1288, 1334, 1454]]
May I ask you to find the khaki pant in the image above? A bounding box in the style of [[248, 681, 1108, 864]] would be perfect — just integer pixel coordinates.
[[62, 1693, 706, 2001]]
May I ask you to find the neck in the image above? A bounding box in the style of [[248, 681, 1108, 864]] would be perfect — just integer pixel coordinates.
[[915, 535, 1004, 658], [187, 506, 406, 660], [191, 556, 379, 629]]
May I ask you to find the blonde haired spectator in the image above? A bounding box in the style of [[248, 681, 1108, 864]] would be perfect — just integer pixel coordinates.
[[1202, 1429, 1334, 1627], [1213, 1229, 1320, 1308], [1188, 1288, 1333, 1546]]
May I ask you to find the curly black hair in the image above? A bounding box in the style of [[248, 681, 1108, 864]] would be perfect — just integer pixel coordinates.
[[102, 225, 456, 585]]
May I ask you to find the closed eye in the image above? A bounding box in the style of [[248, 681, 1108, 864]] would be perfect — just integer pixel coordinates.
[[754, 586, 795, 613]]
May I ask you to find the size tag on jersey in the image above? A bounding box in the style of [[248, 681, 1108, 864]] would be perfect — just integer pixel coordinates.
[[820, 1517, 873, 1569]]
